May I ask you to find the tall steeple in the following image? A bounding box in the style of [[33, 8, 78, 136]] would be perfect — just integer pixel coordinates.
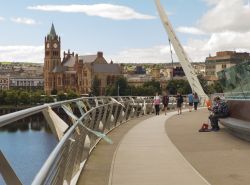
[[48, 23, 57, 40], [44, 23, 61, 94]]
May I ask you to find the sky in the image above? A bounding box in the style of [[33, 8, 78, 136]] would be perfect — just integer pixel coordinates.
[[0, 0, 250, 63]]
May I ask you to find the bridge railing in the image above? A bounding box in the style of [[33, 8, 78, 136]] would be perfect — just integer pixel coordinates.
[[0, 96, 156, 185], [0, 95, 192, 185]]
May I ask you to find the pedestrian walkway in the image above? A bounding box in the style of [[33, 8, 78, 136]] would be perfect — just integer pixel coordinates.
[[166, 109, 250, 185], [108, 111, 210, 185], [78, 109, 250, 185]]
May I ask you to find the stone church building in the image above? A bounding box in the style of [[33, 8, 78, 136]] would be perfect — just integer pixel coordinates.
[[44, 24, 121, 95]]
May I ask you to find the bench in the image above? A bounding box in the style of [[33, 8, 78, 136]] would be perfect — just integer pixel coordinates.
[[218, 100, 250, 142], [219, 118, 250, 141]]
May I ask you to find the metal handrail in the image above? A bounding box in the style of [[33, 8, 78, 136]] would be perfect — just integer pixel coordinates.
[[0, 96, 154, 185], [0, 95, 191, 185], [0, 97, 111, 128], [31, 103, 109, 185]]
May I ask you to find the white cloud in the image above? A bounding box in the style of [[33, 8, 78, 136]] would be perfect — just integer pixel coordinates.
[[0, 45, 43, 62], [0, 17, 5, 21], [176, 26, 206, 35], [203, 31, 250, 51], [109, 28, 250, 63], [108, 45, 179, 63], [199, 0, 250, 32], [27, 4, 155, 20], [11, 17, 38, 25]]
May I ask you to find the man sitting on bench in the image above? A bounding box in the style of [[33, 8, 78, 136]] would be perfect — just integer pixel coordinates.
[[209, 97, 229, 131]]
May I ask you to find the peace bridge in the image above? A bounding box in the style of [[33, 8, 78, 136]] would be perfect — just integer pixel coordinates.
[[0, 95, 250, 185], [2, 0, 250, 184]]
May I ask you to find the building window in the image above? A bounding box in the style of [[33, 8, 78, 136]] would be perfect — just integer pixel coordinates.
[[222, 64, 226, 69]]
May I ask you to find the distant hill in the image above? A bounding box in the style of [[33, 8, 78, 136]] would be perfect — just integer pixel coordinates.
[[0, 62, 43, 66]]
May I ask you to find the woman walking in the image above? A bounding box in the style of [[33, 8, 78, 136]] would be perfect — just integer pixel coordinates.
[[162, 91, 169, 115], [176, 92, 183, 115], [153, 92, 161, 115], [188, 93, 194, 112], [193, 92, 199, 111]]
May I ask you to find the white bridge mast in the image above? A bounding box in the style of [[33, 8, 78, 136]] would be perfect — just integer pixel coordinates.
[[155, 0, 208, 100]]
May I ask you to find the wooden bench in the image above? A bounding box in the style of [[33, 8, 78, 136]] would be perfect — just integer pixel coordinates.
[[218, 100, 250, 142]]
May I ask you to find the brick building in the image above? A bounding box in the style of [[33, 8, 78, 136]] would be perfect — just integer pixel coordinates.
[[44, 24, 121, 95], [205, 51, 250, 83]]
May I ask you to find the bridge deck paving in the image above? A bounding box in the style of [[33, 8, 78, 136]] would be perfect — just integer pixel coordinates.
[[77, 115, 154, 185], [166, 109, 250, 185], [77, 109, 250, 185]]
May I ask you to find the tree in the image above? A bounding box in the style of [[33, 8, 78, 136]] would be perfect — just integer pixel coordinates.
[[197, 74, 224, 94], [115, 76, 130, 96], [30, 92, 42, 105], [67, 91, 78, 99], [105, 76, 130, 96], [57, 92, 67, 101], [51, 89, 57, 95], [92, 76, 100, 96], [19, 91, 30, 105], [213, 81, 223, 93], [4, 90, 19, 105], [0, 90, 7, 105], [143, 80, 161, 93], [166, 80, 192, 95]]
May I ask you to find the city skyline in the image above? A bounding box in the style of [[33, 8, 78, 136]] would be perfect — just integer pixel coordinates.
[[0, 0, 250, 63]]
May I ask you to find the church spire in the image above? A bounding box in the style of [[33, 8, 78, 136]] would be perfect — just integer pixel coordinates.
[[48, 23, 57, 40]]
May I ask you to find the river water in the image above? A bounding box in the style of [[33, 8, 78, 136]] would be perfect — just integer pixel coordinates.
[[0, 118, 58, 185]]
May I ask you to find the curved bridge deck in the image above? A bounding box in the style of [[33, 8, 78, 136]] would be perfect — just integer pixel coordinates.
[[78, 109, 250, 185]]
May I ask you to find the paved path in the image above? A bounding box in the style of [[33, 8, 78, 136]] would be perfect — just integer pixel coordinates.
[[77, 115, 154, 185], [166, 109, 250, 185], [109, 111, 210, 185], [78, 109, 250, 185]]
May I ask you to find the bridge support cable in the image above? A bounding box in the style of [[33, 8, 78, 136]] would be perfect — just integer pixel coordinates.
[[155, 0, 208, 102]]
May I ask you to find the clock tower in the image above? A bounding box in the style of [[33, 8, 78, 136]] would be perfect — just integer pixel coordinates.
[[44, 23, 61, 93]]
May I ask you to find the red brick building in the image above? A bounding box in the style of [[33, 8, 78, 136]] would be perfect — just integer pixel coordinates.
[[44, 24, 121, 95]]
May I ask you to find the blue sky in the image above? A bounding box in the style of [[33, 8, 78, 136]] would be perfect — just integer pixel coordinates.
[[0, 0, 250, 63]]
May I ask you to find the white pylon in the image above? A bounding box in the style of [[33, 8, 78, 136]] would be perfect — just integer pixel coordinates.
[[155, 0, 208, 101]]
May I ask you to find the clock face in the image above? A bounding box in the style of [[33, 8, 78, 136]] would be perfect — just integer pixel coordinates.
[[46, 43, 50, 48], [53, 43, 58, 48]]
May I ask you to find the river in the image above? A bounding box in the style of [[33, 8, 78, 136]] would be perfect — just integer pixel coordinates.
[[0, 118, 58, 185]]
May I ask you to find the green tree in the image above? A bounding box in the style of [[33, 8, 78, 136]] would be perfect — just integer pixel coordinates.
[[105, 85, 116, 96], [30, 91, 42, 105], [198, 75, 224, 94], [57, 92, 67, 101], [67, 91, 78, 100], [51, 89, 57, 95], [4, 90, 19, 105], [19, 91, 30, 105], [105, 76, 130, 96], [0, 90, 7, 105], [92, 76, 100, 96], [166, 80, 192, 95], [115, 76, 130, 96], [143, 80, 161, 93], [213, 81, 224, 93]]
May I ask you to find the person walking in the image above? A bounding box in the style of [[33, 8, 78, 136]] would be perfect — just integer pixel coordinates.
[[188, 93, 194, 112], [153, 92, 161, 115], [162, 91, 169, 115], [193, 92, 199, 111], [176, 92, 183, 115]]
